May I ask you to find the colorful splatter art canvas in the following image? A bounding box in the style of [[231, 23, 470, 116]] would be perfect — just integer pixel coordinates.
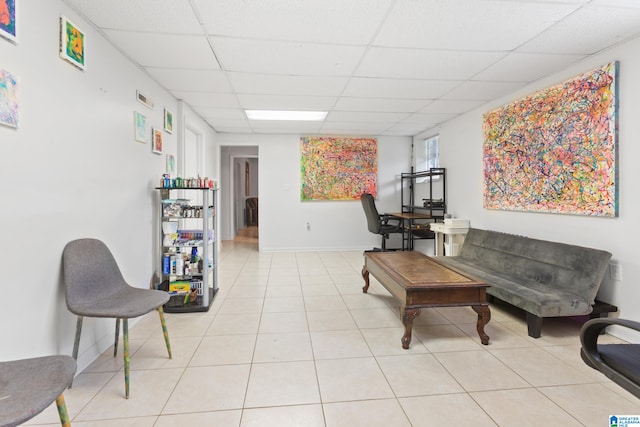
[[0, 0, 16, 42], [301, 137, 377, 201], [0, 68, 18, 128], [60, 16, 85, 69], [483, 62, 618, 217]]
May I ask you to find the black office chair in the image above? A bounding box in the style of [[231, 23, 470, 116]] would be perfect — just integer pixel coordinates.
[[360, 193, 402, 251], [580, 317, 640, 399]]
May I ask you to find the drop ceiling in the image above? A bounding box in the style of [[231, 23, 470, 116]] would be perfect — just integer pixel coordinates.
[[64, 0, 640, 137]]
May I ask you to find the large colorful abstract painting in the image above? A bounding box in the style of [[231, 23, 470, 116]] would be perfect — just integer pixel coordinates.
[[483, 62, 618, 217], [0, 0, 16, 42], [301, 136, 377, 201]]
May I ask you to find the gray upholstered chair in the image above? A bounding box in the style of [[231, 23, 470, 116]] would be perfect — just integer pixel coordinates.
[[580, 317, 640, 399], [0, 355, 76, 426], [62, 238, 172, 399], [361, 193, 401, 251]]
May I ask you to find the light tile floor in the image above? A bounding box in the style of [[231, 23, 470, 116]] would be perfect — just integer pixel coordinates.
[[27, 236, 640, 426]]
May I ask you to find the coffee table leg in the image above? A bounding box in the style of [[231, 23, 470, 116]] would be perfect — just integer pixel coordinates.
[[401, 308, 420, 349], [472, 305, 491, 345], [361, 265, 370, 293]]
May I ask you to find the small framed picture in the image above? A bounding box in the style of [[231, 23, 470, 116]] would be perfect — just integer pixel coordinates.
[[166, 154, 175, 175], [152, 128, 163, 154], [134, 111, 146, 143], [0, 69, 19, 128], [164, 108, 173, 133], [59, 15, 85, 69], [0, 0, 17, 43]]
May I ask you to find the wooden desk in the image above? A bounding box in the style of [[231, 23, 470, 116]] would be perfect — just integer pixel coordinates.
[[387, 212, 434, 250], [362, 251, 490, 349]]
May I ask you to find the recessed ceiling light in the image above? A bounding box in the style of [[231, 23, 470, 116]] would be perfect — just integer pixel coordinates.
[[245, 110, 328, 121]]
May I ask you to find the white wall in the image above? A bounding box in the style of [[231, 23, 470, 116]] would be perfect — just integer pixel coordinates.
[[218, 134, 411, 251], [437, 36, 640, 342], [0, 1, 216, 367]]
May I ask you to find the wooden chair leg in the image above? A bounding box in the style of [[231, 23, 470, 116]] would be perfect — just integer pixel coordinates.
[[55, 393, 71, 427], [158, 307, 172, 359], [114, 318, 120, 357], [123, 318, 130, 399]]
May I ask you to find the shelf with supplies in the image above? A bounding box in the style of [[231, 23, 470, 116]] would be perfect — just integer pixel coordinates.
[[156, 186, 218, 313], [399, 167, 446, 250]]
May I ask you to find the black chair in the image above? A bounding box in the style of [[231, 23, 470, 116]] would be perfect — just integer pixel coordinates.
[[360, 193, 402, 251], [580, 317, 640, 399]]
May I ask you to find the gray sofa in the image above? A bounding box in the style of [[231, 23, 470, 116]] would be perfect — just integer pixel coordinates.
[[435, 228, 613, 338]]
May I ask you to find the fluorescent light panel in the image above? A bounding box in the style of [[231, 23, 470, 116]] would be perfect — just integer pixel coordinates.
[[245, 110, 328, 121]]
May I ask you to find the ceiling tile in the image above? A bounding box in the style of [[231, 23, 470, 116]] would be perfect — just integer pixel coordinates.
[[473, 52, 585, 82], [441, 81, 526, 101], [66, 0, 202, 33], [333, 97, 429, 113], [212, 38, 366, 76], [102, 31, 219, 69], [400, 113, 459, 125], [342, 77, 459, 99], [356, 48, 507, 80], [319, 121, 394, 133], [193, 107, 246, 121], [326, 111, 410, 123], [228, 73, 348, 96], [237, 94, 337, 110], [191, 0, 393, 44], [420, 100, 486, 114], [517, 4, 640, 54], [144, 68, 232, 92], [171, 92, 240, 108], [374, 0, 579, 50]]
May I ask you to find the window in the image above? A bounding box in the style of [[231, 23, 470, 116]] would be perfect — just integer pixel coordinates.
[[414, 135, 439, 182]]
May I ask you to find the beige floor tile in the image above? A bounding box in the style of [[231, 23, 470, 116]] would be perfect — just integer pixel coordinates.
[[315, 357, 394, 402], [244, 361, 320, 407], [129, 336, 198, 369], [471, 388, 583, 426], [377, 354, 465, 396], [83, 338, 146, 373], [262, 296, 306, 312], [490, 347, 591, 386], [307, 310, 358, 331], [539, 383, 640, 426], [414, 324, 485, 352], [156, 410, 242, 427], [412, 308, 451, 325], [190, 334, 256, 366], [63, 417, 158, 426], [265, 285, 303, 298], [323, 399, 412, 427], [435, 306, 481, 324], [399, 394, 498, 427], [76, 368, 184, 420], [350, 307, 403, 329], [253, 332, 313, 362], [227, 285, 267, 299], [241, 404, 325, 427], [457, 320, 533, 349], [267, 275, 302, 286], [304, 295, 348, 311], [542, 343, 620, 382], [361, 327, 428, 356], [217, 298, 265, 314], [164, 312, 215, 337], [435, 350, 530, 391], [310, 330, 372, 359], [259, 311, 309, 333], [302, 284, 340, 296], [206, 313, 261, 335], [163, 365, 250, 413], [343, 293, 395, 309], [300, 274, 333, 286], [25, 372, 115, 425]]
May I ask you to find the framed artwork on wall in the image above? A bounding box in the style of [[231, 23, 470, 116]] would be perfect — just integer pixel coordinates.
[[0, 68, 19, 128], [483, 62, 618, 217], [166, 154, 175, 175], [300, 136, 377, 201], [152, 128, 163, 154], [134, 111, 146, 143], [164, 108, 173, 133], [59, 15, 85, 69], [0, 0, 17, 43]]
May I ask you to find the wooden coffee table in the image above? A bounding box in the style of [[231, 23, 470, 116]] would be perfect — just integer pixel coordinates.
[[362, 251, 491, 349]]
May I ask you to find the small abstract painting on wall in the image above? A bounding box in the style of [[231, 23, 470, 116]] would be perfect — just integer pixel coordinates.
[[60, 15, 85, 69], [301, 136, 377, 201], [0, 68, 18, 128], [134, 111, 146, 143], [483, 62, 618, 217], [0, 0, 17, 42]]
